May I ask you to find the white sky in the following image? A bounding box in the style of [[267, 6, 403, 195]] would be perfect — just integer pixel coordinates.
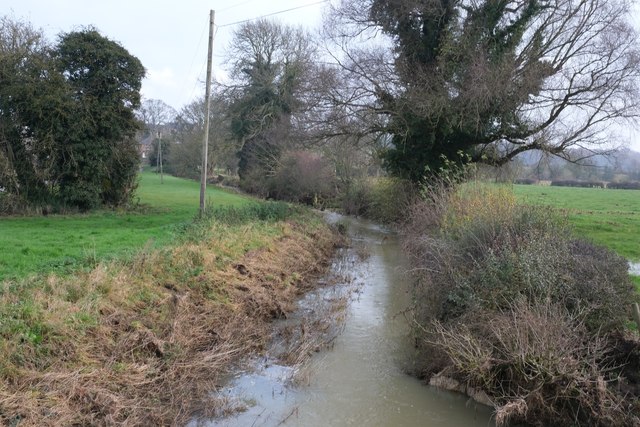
[[6, 0, 328, 109], [5, 0, 640, 151]]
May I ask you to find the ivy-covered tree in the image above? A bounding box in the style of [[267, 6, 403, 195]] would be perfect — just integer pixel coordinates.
[[226, 19, 316, 185], [54, 28, 145, 209], [0, 17, 69, 207], [326, 0, 640, 182], [0, 18, 144, 212]]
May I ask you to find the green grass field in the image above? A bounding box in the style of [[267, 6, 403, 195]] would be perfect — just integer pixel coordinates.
[[0, 172, 252, 280], [513, 185, 640, 262]]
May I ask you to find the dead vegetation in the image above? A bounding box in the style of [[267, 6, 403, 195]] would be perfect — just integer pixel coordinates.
[[0, 216, 341, 426], [403, 182, 640, 426], [266, 246, 363, 387]]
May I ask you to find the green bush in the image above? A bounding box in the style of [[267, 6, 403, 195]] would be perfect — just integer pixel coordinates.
[[368, 177, 416, 223]]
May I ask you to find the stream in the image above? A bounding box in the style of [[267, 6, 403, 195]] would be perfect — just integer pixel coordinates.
[[191, 214, 495, 427]]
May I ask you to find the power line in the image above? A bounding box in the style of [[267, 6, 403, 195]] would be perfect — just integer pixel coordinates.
[[179, 16, 209, 107], [217, 0, 329, 28], [180, 1, 329, 106]]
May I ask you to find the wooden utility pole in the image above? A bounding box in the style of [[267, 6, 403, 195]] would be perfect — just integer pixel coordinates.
[[158, 130, 163, 184], [200, 10, 215, 214]]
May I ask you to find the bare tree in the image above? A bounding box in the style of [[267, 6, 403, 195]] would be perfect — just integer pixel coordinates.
[[171, 94, 238, 179], [137, 98, 177, 181], [224, 19, 323, 183], [137, 98, 177, 133], [322, 0, 640, 182]]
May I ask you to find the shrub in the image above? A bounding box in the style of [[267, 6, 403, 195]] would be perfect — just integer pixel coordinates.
[[431, 300, 631, 426], [0, 193, 29, 215], [513, 178, 538, 185], [239, 166, 271, 197], [340, 177, 417, 223], [340, 178, 373, 217], [367, 177, 417, 223], [551, 179, 605, 188], [268, 151, 337, 207], [403, 183, 639, 426]]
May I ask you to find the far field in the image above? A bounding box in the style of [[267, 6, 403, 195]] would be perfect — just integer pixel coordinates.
[[3, 175, 638, 280], [513, 184, 640, 261], [0, 172, 252, 280]]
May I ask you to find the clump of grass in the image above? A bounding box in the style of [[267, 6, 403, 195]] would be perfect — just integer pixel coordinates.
[[177, 201, 296, 243], [202, 200, 294, 225], [404, 181, 640, 426]]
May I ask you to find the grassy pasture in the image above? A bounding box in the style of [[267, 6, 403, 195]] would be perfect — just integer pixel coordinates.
[[513, 184, 640, 262], [0, 175, 334, 425], [0, 172, 252, 280]]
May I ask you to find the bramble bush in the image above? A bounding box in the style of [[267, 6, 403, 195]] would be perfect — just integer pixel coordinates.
[[268, 151, 337, 207], [404, 182, 639, 426], [340, 177, 416, 223]]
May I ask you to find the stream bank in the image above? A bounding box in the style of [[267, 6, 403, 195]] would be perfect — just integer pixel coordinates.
[[0, 214, 339, 426], [194, 214, 494, 427]]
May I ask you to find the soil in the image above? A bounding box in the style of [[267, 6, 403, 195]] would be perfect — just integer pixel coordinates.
[[610, 332, 640, 405]]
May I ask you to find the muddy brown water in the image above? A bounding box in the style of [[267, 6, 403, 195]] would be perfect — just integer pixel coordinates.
[[190, 214, 495, 427]]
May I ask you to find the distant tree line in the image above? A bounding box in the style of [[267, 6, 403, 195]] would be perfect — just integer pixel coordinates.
[[0, 17, 144, 213], [513, 177, 640, 189]]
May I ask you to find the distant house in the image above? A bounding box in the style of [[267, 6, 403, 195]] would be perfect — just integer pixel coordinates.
[[138, 134, 154, 162], [137, 125, 179, 163]]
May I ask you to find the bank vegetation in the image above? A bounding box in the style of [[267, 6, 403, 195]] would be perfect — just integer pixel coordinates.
[[0, 203, 340, 426], [403, 182, 640, 426]]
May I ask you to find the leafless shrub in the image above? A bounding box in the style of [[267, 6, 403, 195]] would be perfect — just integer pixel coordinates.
[[404, 182, 639, 425], [430, 300, 633, 426], [269, 150, 338, 207]]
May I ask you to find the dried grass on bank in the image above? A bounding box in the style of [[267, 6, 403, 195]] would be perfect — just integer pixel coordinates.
[[0, 215, 340, 426]]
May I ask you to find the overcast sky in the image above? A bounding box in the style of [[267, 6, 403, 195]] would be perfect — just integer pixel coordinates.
[[5, 0, 640, 151], [6, 0, 327, 109]]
